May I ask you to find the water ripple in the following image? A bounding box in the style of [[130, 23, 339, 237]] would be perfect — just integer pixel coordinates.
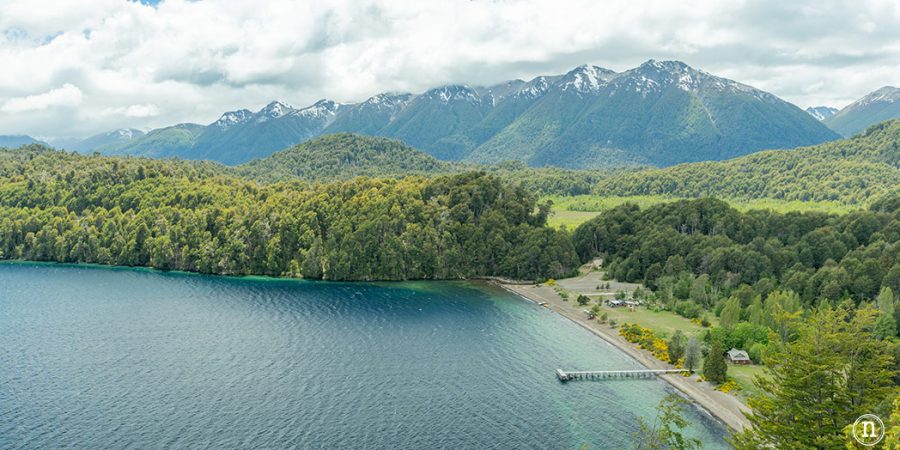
[[0, 264, 728, 449]]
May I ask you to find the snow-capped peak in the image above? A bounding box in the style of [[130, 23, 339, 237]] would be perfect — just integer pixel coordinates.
[[294, 99, 342, 120], [558, 65, 617, 94], [629, 60, 701, 92], [256, 101, 293, 122], [515, 76, 555, 99], [105, 128, 142, 139], [805, 106, 838, 121], [854, 86, 900, 108], [424, 85, 480, 103], [362, 93, 413, 109], [213, 109, 253, 129]]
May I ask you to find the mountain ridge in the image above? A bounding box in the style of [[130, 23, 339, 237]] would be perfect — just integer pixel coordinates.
[[60, 60, 839, 168], [824, 86, 900, 137]]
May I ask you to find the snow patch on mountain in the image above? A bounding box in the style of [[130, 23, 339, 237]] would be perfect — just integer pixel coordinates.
[[361, 93, 414, 110], [423, 85, 481, 103], [515, 76, 557, 99], [213, 109, 253, 129], [805, 106, 838, 121], [854, 86, 899, 108], [256, 101, 293, 122], [558, 65, 617, 94], [295, 99, 341, 120]]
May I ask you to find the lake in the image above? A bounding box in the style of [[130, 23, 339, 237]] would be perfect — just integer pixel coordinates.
[[0, 263, 728, 448]]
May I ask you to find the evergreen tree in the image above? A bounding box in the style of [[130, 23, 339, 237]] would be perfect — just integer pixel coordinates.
[[703, 338, 728, 384]]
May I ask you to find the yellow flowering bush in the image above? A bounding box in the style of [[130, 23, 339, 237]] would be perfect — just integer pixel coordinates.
[[651, 338, 669, 361], [715, 380, 740, 393], [619, 323, 670, 363]]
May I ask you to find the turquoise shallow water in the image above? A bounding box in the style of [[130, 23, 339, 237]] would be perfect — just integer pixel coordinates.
[[0, 263, 728, 449]]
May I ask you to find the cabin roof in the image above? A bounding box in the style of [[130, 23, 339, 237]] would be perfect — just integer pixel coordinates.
[[726, 348, 750, 360]]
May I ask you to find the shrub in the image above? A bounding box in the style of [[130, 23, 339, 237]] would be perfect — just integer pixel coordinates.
[[674, 300, 702, 319], [748, 342, 767, 364]]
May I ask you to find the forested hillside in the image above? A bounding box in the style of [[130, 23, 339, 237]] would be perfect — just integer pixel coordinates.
[[0, 145, 578, 281], [573, 197, 900, 308], [234, 133, 607, 196], [595, 119, 900, 205], [236, 133, 457, 183]]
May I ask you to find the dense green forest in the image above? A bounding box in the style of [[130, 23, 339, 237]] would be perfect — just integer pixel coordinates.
[[595, 119, 900, 205], [0, 145, 578, 281], [234, 133, 607, 196], [236, 133, 457, 183], [573, 197, 900, 308]]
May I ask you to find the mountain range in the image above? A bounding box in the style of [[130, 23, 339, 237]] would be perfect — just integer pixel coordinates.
[[46, 60, 840, 168], [0, 135, 46, 148], [824, 86, 900, 137], [51, 129, 145, 153]]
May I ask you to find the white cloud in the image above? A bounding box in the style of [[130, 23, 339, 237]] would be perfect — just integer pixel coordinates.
[[0, 0, 898, 137], [125, 104, 159, 118], [1, 83, 83, 112]]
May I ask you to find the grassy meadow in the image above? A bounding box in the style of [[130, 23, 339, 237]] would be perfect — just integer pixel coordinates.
[[545, 194, 862, 229]]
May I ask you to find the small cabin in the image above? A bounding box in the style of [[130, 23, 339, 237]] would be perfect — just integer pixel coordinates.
[[607, 299, 625, 307], [725, 348, 752, 365]]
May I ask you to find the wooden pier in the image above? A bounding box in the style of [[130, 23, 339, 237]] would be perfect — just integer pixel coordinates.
[[556, 368, 690, 381]]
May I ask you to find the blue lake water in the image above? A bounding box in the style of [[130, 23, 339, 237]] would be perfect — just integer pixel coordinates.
[[0, 263, 729, 449]]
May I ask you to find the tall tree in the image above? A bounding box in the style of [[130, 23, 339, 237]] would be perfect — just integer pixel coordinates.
[[719, 296, 742, 330], [703, 338, 728, 384], [683, 337, 701, 373], [668, 330, 687, 364], [875, 287, 898, 339]]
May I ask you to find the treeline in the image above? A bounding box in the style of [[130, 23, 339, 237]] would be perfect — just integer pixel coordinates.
[[574, 197, 900, 309], [594, 119, 900, 205], [0, 146, 578, 281]]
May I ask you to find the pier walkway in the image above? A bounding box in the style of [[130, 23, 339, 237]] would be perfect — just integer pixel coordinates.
[[556, 368, 690, 381]]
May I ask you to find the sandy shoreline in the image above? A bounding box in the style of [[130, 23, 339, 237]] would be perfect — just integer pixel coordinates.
[[496, 282, 751, 433]]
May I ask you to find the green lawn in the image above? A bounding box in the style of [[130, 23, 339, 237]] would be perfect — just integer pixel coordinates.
[[547, 210, 601, 229], [727, 363, 768, 400], [597, 303, 716, 339], [544, 194, 861, 229]]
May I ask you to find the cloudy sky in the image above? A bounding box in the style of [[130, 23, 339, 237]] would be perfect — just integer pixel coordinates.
[[1, 0, 898, 139]]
